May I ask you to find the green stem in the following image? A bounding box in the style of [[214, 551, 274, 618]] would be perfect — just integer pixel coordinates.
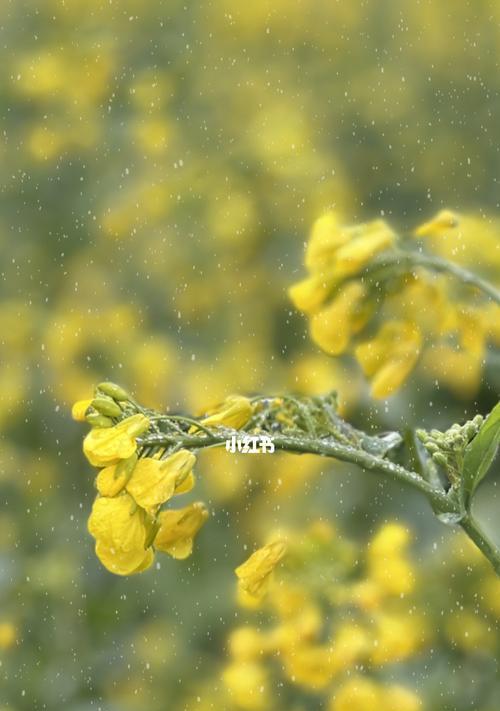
[[367, 250, 500, 305], [137, 427, 500, 574], [138, 428, 455, 512], [459, 514, 500, 575]]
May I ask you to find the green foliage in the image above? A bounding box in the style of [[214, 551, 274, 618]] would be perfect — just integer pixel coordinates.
[[462, 402, 500, 509]]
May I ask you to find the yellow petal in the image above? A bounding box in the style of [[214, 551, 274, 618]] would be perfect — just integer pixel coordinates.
[[127, 450, 195, 509], [235, 540, 287, 599], [333, 221, 395, 278], [305, 212, 350, 271], [355, 321, 421, 398], [95, 540, 154, 576], [414, 209, 459, 237], [154, 502, 208, 559], [71, 398, 93, 422], [95, 464, 128, 497], [288, 275, 332, 314], [310, 281, 366, 355], [87, 493, 151, 574], [201, 396, 254, 430], [83, 414, 149, 467]]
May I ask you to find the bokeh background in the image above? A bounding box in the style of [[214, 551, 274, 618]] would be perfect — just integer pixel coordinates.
[[0, 1, 499, 710]]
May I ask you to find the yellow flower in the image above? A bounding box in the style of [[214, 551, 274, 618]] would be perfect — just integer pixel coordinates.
[[365, 524, 415, 596], [71, 399, 93, 422], [222, 661, 269, 711], [126, 450, 196, 510], [288, 274, 333, 314], [445, 610, 496, 653], [228, 627, 269, 661], [310, 281, 367, 355], [83, 414, 149, 467], [154, 502, 208, 559], [201, 395, 254, 430], [283, 644, 334, 689], [369, 612, 425, 665], [95, 454, 138, 497], [305, 211, 350, 270], [369, 523, 410, 557], [330, 623, 369, 675], [235, 540, 287, 600], [414, 208, 460, 237], [355, 320, 422, 398], [87, 494, 153, 575], [382, 685, 421, 711], [329, 676, 380, 711], [0, 622, 16, 650], [332, 220, 395, 278]]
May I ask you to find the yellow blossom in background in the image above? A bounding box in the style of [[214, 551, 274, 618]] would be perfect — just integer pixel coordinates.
[[235, 540, 287, 600], [222, 660, 270, 711], [355, 320, 422, 397], [0, 623, 16, 651], [289, 209, 498, 398], [310, 281, 367, 355]]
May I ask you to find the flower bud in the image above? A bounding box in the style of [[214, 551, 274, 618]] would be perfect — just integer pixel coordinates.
[[85, 413, 114, 428], [432, 452, 448, 467], [91, 396, 122, 418], [96, 382, 130, 402]]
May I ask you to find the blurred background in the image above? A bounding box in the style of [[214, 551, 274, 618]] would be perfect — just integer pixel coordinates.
[[0, 1, 499, 709]]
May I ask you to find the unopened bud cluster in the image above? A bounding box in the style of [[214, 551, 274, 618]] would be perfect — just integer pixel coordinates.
[[416, 415, 483, 482]]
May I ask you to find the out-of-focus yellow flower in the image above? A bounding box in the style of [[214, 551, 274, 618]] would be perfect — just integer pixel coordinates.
[[0, 622, 16, 650], [421, 343, 482, 399], [154, 502, 208, 559], [333, 221, 395, 278], [83, 414, 149, 467], [283, 644, 334, 689], [369, 523, 410, 557], [445, 610, 496, 653], [330, 678, 421, 711], [132, 118, 172, 154], [414, 208, 460, 237], [355, 320, 422, 398], [329, 676, 380, 711], [87, 494, 153, 575], [292, 209, 496, 398], [288, 274, 334, 314], [305, 212, 348, 270], [330, 622, 369, 674], [227, 627, 269, 661], [235, 540, 287, 600], [71, 399, 93, 422], [310, 281, 367, 355], [382, 685, 422, 711], [201, 395, 254, 430], [481, 576, 500, 618], [363, 522, 416, 598], [369, 612, 425, 665], [126, 451, 196, 510], [222, 660, 269, 711]]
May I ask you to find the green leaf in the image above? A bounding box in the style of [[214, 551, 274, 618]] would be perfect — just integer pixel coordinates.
[[461, 402, 500, 509]]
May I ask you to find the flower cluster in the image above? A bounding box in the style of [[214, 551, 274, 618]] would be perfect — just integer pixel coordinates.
[[289, 210, 499, 398], [73, 383, 208, 575], [223, 521, 423, 711]]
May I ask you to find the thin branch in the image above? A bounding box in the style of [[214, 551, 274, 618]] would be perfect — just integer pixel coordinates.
[[366, 250, 500, 305]]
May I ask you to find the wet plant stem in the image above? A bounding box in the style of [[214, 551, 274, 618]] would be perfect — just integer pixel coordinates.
[[367, 250, 500, 305], [138, 426, 500, 575]]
